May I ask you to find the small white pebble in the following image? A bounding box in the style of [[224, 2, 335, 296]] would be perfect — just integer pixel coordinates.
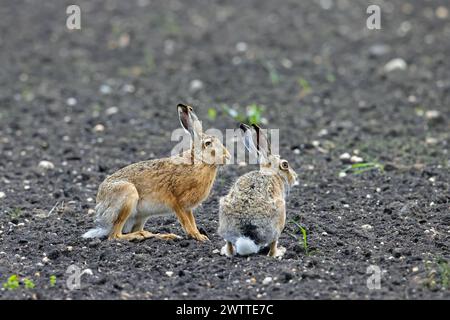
[[67, 246, 73, 251], [262, 277, 273, 285], [106, 106, 119, 115], [66, 97, 77, 106], [339, 152, 351, 160], [165, 271, 174, 277], [100, 84, 112, 95], [212, 249, 220, 254], [384, 58, 407, 72], [0, 192, 5, 199], [350, 155, 363, 163], [412, 267, 419, 272], [189, 79, 203, 92], [235, 42, 248, 52], [93, 124, 105, 132], [321, 232, 328, 236], [42, 256, 50, 263], [428, 177, 436, 183], [361, 224, 373, 231], [339, 172, 347, 178], [38, 160, 55, 170], [376, 188, 381, 193], [366, 194, 372, 199], [293, 148, 300, 155], [425, 110, 440, 120]]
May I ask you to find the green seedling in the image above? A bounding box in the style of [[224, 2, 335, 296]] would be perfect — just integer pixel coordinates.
[[8, 208, 22, 220], [222, 104, 265, 125], [438, 259, 449, 289], [262, 61, 280, 85], [50, 275, 57, 287], [207, 108, 217, 121], [289, 220, 309, 255], [3, 275, 20, 290], [341, 162, 384, 175], [23, 278, 35, 289], [297, 77, 312, 98]]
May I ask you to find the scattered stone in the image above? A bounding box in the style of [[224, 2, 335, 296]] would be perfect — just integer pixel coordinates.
[[189, 79, 203, 92], [88, 209, 95, 215], [384, 58, 407, 72], [293, 148, 300, 155], [262, 277, 273, 285], [67, 246, 73, 251], [350, 155, 363, 163], [235, 42, 248, 52], [425, 110, 440, 120], [0, 192, 5, 199], [66, 97, 77, 106], [338, 172, 347, 178], [165, 271, 174, 277], [38, 160, 55, 170], [368, 44, 391, 57], [106, 106, 119, 115], [42, 256, 50, 263], [100, 84, 112, 95], [361, 224, 373, 231], [436, 6, 448, 19], [93, 124, 105, 132], [425, 137, 438, 145], [339, 152, 351, 161], [412, 266, 419, 273]]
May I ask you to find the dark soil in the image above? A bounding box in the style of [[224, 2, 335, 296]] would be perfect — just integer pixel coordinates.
[[0, 0, 449, 299]]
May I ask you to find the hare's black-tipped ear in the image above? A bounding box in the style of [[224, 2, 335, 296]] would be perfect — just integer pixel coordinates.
[[178, 104, 191, 132], [251, 124, 271, 156], [177, 104, 203, 139], [239, 123, 259, 155]]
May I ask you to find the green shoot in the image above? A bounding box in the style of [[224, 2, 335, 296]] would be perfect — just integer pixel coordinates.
[[3, 275, 20, 290], [290, 220, 309, 255], [207, 108, 217, 121], [8, 208, 22, 220], [221, 104, 265, 125], [438, 259, 449, 289], [341, 162, 384, 175], [297, 77, 312, 98], [50, 275, 57, 287], [23, 278, 35, 289], [262, 61, 280, 85]]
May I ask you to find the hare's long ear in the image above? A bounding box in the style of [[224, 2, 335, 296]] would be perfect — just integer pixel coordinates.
[[251, 124, 271, 158], [178, 104, 203, 139], [240, 123, 259, 155]]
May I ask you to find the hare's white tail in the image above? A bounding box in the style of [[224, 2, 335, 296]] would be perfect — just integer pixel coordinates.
[[82, 226, 110, 238], [235, 237, 259, 255]]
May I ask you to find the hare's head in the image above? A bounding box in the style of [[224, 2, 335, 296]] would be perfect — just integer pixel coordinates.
[[178, 104, 230, 166], [240, 123, 298, 187]]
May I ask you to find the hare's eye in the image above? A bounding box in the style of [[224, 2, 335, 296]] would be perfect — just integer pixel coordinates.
[[204, 140, 212, 148], [280, 161, 289, 170]]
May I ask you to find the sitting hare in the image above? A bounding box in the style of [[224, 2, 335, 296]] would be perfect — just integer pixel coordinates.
[[83, 104, 230, 241], [218, 124, 298, 257]]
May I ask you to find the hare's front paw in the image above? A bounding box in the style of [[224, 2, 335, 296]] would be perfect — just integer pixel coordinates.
[[268, 245, 286, 259], [190, 232, 209, 242]]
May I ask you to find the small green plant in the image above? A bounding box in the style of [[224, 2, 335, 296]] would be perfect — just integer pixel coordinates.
[[297, 77, 312, 98], [341, 162, 384, 175], [262, 61, 280, 85], [8, 208, 22, 220], [50, 275, 57, 287], [23, 278, 35, 289], [3, 275, 20, 290], [438, 259, 449, 289], [207, 108, 217, 121], [222, 104, 265, 125], [289, 220, 310, 255]]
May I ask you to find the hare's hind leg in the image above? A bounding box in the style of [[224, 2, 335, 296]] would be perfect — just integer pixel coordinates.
[[268, 240, 286, 258], [130, 219, 181, 240]]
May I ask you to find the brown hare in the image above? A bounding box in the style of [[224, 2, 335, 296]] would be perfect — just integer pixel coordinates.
[[83, 104, 230, 241], [218, 124, 298, 257]]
